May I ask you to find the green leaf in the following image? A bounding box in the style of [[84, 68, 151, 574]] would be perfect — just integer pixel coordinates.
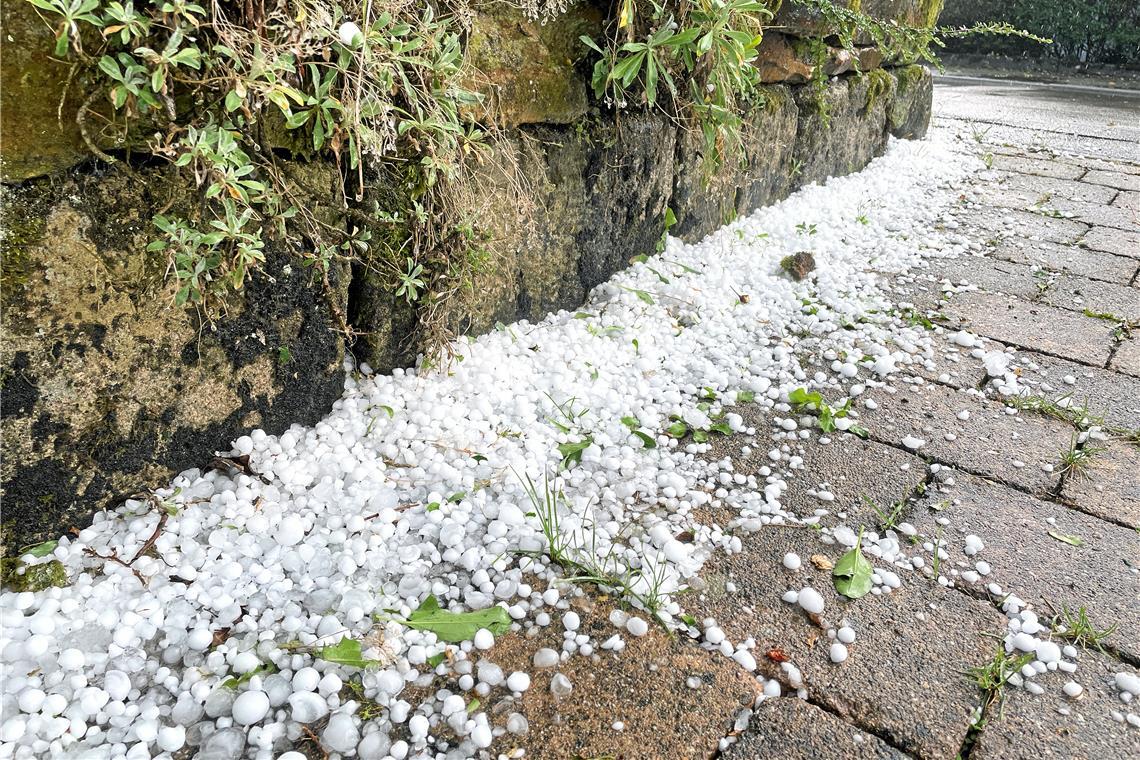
[[692, 429, 709, 443], [426, 652, 446, 668], [709, 422, 732, 436], [632, 430, 657, 449], [404, 594, 511, 642], [315, 638, 382, 669], [832, 531, 873, 599], [1048, 530, 1084, 547], [221, 662, 277, 689], [426, 502, 440, 512], [224, 90, 242, 113], [19, 540, 58, 558], [679, 613, 698, 627], [737, 390, 755, 403], [621, 416, 640, 429], [666, 421, 688, 438], [557, 438, 592, 469]]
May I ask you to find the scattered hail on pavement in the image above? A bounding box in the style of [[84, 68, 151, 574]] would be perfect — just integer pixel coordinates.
[[3, 131, 1136, 760]]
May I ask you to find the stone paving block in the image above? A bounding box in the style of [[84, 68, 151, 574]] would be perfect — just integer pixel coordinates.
[[996, 347, 1140, 432], [1113, 190, 1140, 211], [911, 473, 1140, 660], [961, 207, 1089, 246], [989, 153, 1086, 181], [991, 173, 1118, 206], [859, 381, 1070, 495], [686, 525, 1002, 760], [1050, 198, 1139, 234], [1110, 338, 1140, 378], [777, 436, 927, 528], [1081, 169, 1140, 193], [724, 696, 910, 760], [486, 593, 760, 760], [984, 238, 1137, 285], [1060, 441, 1140, 530], [1079, 226, 1140, 260], [941, 291, 1117, 366], [1040, 273, 1140, 322], [899, 330, 990, 391], [973, 651, 1140, 760]]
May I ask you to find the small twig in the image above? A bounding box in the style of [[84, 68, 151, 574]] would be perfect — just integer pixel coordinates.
[[76, 91, 121, 167]]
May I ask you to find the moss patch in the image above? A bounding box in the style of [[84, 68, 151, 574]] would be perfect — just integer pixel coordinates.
[[1, 558, 69, 591]]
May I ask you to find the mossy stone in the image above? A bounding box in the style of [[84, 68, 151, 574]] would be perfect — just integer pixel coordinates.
[[1, 558, 69, 591]]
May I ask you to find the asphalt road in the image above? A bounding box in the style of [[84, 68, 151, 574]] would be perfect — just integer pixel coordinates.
[[933, 74, 1140, 163]]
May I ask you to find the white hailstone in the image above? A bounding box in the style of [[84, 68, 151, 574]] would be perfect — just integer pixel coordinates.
[[562, 611, 581, 632], [533, 648, 560, 668], [275, 514, 307, 546], [609, 609, 629, 628], [507, 713, 530, 734], [626, 617, 649, 637], [471, 722, 493, 748], [782, 552, 802, 571], [408, 714, 430, 740], [901, 435, 925, 450], [292, 667, 320, 692], [829, 642, 849, 663], [763, 680, 781, 698], [473, 628, 494, 650], [613, 721, 625, 731], [58, 648, 85, 670], [157, 725, 186, 752], [18, 688, 45, 714], [1035, 641, 1062, 664], [338, 21, 364, 47], [506, 672, 531, 692], [1063, 682, 1083, 698], [550, 673, 573, 699], [232, 690, 270, 725], [704, 626, 725, 645], [323, 713, 360, 754], [837, 626, 856, 644], [963, 535, 984, 556], [1115, 672, 1140, 696], [104, 670, 131, 701], [732, 650, 757, 671], [187, 628, 214, 651], [957, 410, 970, 420], [601, 634, 625, 652], [289, 692, 329, 723], [797, 587, 825, 615], [782, 590, 800, 604]]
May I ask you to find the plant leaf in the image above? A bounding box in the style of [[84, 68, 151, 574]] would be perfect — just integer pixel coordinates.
[[1048, 530, 1084, 547], [315, 638, 382, 669], [19, 540, 58, 558], [405, 594, 511, 642], [832, 534, 873, 599]]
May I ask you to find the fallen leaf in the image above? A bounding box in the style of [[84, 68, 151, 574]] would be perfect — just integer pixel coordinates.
[[403, 594, 512, 642], [765, 647, 790, 663], [810, 554, 834, 571]]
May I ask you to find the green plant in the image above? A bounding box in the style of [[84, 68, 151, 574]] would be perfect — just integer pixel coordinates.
[[788, 387, 868, 437], [27, 0, 493, 357], [1056, 435, 1103, 479], [1050, 603, 1118, 651], [832, 528, 873, 599], [966, 646, 1034, 716], [864, 496, 906, 531]]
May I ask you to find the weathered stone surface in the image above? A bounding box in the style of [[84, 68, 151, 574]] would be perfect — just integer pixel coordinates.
[[941, 291, 1117, 366], [960, 207, 1090, 246], [997, 347, 1140, 432], [754, 34, 815, 84], [791, 75, 892, 189], [486, 593, 759, 760], [973, 651, 1140, 760], [686, 524, 1001, 759], [0, 167, 348, 550], [989, 154, 1086, 181], [1113, 189, 1140, 211], [888, 64, 933, 139], [1040, 272, 1140, 321], [913, 473, 1140, 660], [771, 0, 943, 43], [672, 87, 798, 241], [984, 239, 1137, 285], [922, 256, 1140, 321], [724, 697, 909, 760], [463, 3, 601, 127], [778, 437, 926, 527], [1110, 338, 1140, 377], [1060, 441, 1140, 529], [0, 1, 89, 180], [1080, 226, 1140, 259], [991, 173, 1119, 206], [1081, 169, 1140, 192], [860, 380, 1071, 495]]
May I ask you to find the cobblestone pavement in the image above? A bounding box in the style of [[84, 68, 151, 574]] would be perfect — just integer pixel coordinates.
[[487, 82, 1140, 760], [707, 82, 1140, 760]]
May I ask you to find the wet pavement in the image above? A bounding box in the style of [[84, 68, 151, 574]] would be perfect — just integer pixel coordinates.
[[933, 74, 1140, 162]]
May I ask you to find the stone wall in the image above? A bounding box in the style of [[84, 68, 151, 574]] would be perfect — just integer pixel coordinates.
[[0, 1, 935, 550]]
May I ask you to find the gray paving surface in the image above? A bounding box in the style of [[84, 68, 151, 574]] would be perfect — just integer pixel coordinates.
[[711, 77, 1140, 760]]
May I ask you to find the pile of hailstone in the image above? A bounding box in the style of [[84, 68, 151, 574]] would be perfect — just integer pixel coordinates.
[[1, 134, 987, 759]]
